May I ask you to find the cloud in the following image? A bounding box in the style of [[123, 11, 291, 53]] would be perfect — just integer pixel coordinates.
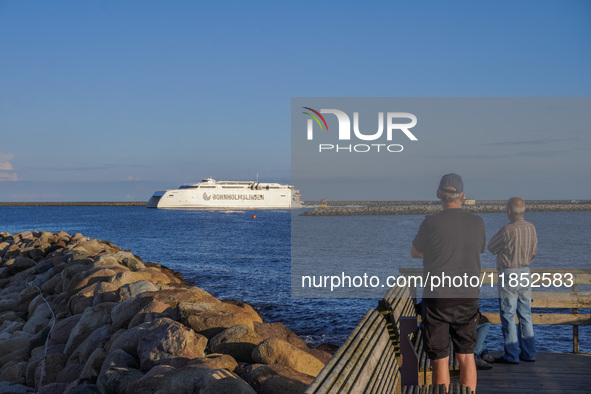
[[0, 172, 18, 181], [127, 176, 141, 181]]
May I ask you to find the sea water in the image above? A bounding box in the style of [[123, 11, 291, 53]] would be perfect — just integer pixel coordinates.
[[0, 206, 588, 352]]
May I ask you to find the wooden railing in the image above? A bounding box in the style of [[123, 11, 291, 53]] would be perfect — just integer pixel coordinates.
[[398, 268, 591, 353]]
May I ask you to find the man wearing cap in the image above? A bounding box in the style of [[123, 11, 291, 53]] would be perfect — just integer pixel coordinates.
[[411, 173, 486, 391], [488, 197, 537, 364]]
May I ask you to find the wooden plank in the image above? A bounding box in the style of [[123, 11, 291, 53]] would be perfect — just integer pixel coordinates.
[[371, 349, 398, 394], [323, 311, 385, 392], [366, 335, 396, 394], [305, 309, 375, 393], [531, 291, 591, 308], [482, 312, 591, 325], [336, 313, 391, 392]]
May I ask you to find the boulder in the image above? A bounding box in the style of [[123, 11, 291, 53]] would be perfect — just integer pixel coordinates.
[[109, 270, 171, 288], [0, 320, 24, 335], [64, 302, 115, 356], [70, 239, 109, 255], [242, 363, 314, 392], [260, 375, 311, 394], [137, 317, 207, 371], [48, 315, 81, 346], [107, 323, 151, 357], [0, 382, 35, 393], [99, 349, 139, 378], [68, 382, 101, 394], [11, 257, 37, 272], [0, 299, 18, 313], [187, 353, 238, 372], [68, 267, 119, 292], [179, 302, 263, 338], [253, 322, 332, 363], [67, 324, 110, 365], [138, 364, 256, 394], [79, 348, 107, 381], [38, 382, 69, 394], [252, 338, 325, 377], [195, 368, 257, 394], [253, 322, 308, 349], [40, 273, 63, 295], [0, 360, 27, 384], [110, 296, 155, 330], [118, 280, 160, 300], [210, 324, 262, 362], [128, 300, 178, 328], [92, 255, 120, 268], [35, 353, 68, 386], [140, 287, 220, 307], [55, 363, 84, 385], [0, 331, 31, 357], [96, 366, 143, 394]]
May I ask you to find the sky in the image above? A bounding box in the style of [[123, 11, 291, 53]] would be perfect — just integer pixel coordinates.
[[0, 1, 590, 201]]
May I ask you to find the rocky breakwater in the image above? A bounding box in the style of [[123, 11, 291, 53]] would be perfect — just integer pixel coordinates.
[[301, 202, 591, 216], [0, 231, 331, 394]]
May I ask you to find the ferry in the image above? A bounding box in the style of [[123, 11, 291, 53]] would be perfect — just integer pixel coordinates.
[[147, 178, 302, 209]]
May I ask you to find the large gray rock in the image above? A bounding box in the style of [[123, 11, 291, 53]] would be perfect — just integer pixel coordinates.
[[259, 375, 310, 394], [38, 382, 69, 394], [252, 338, 325, 377], [242, 363, 315, 393], [137, 318, 207, 371], [110, 295, 155, 330], [127, 300, 178, 328], [187, 353, 238, 372], [119, 280, 159, 300], [0, 331, 31, 358], [99, 349, 139, 378], [196, 368, 257, 394], [23, 302, 52, 334], [67, 324, 110, 365], [47, 315, 81, 346], [64, 302, 115, 355], [253, 322, 308, 349], [210, 324, 262, 362], [179, 301, 263, 338], [108, 323, 151, 357], [96, 366, 143, 394], [35, 353, 68, 386], [0, 360, 27, 384], [79, 348, 107, 381], [0, 381, 35, 393], [55, 362, 84, 385]]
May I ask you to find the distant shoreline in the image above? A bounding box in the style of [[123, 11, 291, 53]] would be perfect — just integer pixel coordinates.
[[0, 201, 146, 206]]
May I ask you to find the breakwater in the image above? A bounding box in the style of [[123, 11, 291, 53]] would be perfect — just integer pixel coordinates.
[[301, 201, 591, 216], [0, 231, 330, 393]]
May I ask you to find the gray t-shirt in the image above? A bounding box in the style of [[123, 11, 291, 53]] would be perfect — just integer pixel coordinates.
[[412, 208, 486, 298]]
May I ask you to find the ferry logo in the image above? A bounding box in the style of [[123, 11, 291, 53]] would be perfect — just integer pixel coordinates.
[[303, 108, 418, 153], [203, 193, 211, 201]]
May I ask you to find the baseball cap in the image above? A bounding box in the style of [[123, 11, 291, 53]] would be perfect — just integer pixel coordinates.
[[438, 173, 464, 193]]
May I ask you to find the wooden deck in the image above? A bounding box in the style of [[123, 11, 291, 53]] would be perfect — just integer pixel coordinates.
[[474, 352, 591, 393]]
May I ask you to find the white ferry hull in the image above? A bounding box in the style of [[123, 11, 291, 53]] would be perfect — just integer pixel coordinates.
[[147, 179, 301, 209]]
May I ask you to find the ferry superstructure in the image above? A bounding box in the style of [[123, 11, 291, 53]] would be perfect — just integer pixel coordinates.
[[147, 178, 302, 209]]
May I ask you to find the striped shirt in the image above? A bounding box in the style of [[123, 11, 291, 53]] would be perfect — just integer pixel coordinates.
[[487, 218, 538, 269]]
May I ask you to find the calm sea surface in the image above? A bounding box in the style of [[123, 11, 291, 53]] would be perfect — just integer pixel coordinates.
[[0, 207, 589, 352]]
